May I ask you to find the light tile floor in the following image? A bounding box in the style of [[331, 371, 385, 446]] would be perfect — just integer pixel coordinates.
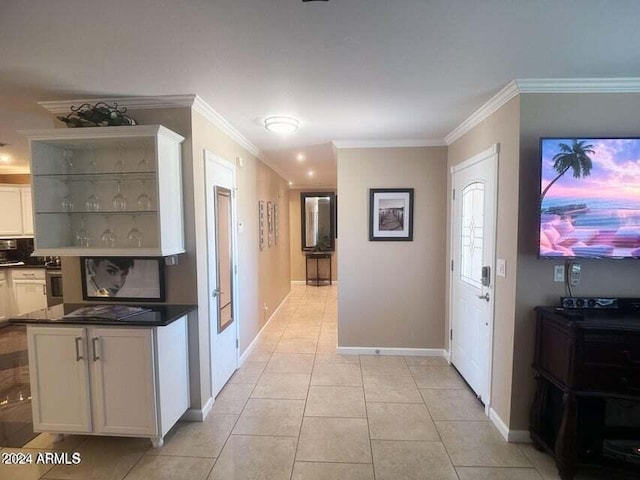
[[1, 284, 602, 479]]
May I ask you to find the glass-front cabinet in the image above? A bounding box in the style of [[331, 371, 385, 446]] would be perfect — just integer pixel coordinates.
[[24, 125, 185, 256]]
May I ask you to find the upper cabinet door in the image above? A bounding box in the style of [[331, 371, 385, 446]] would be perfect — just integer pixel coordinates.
[[0, 186, 24, 236], [21, 187, 34, 235], [23, 125, 185, 256]]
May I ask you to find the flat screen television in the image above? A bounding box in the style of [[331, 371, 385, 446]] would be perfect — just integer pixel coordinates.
[[539, 138, 640, 259]]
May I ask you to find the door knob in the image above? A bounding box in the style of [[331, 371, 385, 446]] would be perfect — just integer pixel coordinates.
[[476, 293, 490, 302], [212, 289, 220, 298]]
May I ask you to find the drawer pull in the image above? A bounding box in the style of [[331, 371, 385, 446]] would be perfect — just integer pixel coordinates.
[[92, 337, 100, 362], [622, 350, 640, 367], [620, 377, 640, 394]]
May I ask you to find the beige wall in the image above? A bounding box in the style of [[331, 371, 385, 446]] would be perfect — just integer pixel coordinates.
[[289, 189, 338, 282], [60, 105, 290, 411], [510, 93, 640, 429], [337, 146, 447, 348], [447, 97, 521, 425]]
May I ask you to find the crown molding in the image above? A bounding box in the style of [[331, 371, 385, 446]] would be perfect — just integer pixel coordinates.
[[38, 95, 198, 114], [191, 96, 260, 157], [256, 152, 291, 182], [444, 81, 519, 145], [445, 78, 640, 145], [515, 77, 640, 93], [332, 139, 446, 149], [38, 94, 262, 158]]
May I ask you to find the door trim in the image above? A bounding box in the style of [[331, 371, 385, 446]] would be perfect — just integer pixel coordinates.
[[448, 143, 499, 413], [204, 150, 240, 393]]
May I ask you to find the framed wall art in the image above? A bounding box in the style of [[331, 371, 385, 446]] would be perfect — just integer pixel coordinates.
[[259, 201, 265, 250], [369, 188, 414, 241], [81, 256, 166, 301]]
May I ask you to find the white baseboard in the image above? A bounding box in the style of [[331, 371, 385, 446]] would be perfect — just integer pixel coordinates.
[[489, 408, 531, 443], [336, 347, 445, 357], [290, 280, 306, 285], [238, 292, 290, 365], [181, 396, 213, 422], [443, 350, 451, 363]]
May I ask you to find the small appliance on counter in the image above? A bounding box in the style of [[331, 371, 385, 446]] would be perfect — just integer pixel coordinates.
[[0, 238, 45, 266]]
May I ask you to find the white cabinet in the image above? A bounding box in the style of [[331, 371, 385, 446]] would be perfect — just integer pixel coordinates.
[[21, 187, 34, 235], [0, 186, 27, 237], [11, 269, 47, 315], [27, 316, 189, 446], [0, 272, 8, 321], [24, 125, 185, 256]]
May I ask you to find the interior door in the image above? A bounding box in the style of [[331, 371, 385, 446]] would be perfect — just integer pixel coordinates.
[[451, 145, 498, 405], [205, 152, 238, 398]]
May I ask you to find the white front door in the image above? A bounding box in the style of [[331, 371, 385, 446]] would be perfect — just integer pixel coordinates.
[[205, 151, 239, 398], [450, 144, 498, 405]]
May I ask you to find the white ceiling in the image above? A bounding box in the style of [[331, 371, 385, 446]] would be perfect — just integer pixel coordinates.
[[2, 0, 640, 184]]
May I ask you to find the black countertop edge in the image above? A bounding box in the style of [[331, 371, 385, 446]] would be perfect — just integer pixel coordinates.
[[0, 264, 48, 269], [9, 303, 197, 327]]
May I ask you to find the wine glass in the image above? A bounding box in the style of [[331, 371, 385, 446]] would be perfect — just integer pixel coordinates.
[[137, 179, 152, 210], [100, 216, 117, 248], [113, 143, 126, 174], [62, 148, 74, 174], [138, 146, 151, 171], [87, 144, 98, 174], [85, 181, 101, 212], [112, 181, 127, 211], [75, 219, 91, 247], [60, 179, 74, 212], [127, 215, 144, 247]]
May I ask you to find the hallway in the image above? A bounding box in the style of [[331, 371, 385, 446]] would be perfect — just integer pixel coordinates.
[[1, 285, 584, 479]]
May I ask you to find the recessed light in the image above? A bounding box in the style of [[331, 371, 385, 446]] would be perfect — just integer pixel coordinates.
[[0, 154, 11, 163], [264, 116, 299, 134], [308, 170, 314, 177], [288, 181, 293, 186], [296, 153, 305, 162]]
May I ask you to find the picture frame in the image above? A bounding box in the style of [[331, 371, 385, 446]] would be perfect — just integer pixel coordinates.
[[81, 256, 166, 302], [369, 188, 414, 241], [274, 203, 280, 245], [259, 201, 265, 250], [267, 201, 273, 247]]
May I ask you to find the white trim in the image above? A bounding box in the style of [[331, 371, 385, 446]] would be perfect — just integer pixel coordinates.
[[332, 139, 446, 149], [192, 96, 260, 157], [489, 408, 531, 443], [291, 280, 307, 285], [256, 152, 291, 183], [238, 292, 291, 365], [445, 81, 519, 145], [443, 350, 451, 364], [445, 78, 640, 145], [336, 347, 445, 357], [38, 94, 198, 113], [450, 144, 499, 173], [181, 396, 213, 422], [515, 77, 640, 93], [37, 94, 262, 159]]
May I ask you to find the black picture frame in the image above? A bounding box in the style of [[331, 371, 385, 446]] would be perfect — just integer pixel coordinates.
[[369, 188, 414, 241], [80, 257, 166, 302], [300, 191, 336, 251]]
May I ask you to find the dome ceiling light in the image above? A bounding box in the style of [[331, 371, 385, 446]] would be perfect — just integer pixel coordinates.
[[264, 116, 299, 134]]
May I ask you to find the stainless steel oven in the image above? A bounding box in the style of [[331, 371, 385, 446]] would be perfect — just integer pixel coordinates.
[[45, 269, 63, 307]]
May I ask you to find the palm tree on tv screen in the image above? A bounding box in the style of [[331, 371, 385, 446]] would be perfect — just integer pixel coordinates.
[[540, 139, 595, 202]]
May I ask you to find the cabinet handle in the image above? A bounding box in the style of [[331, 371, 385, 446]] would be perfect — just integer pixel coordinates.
[[42, 284, 47, 295], [74, 337, 84, 361], [23, 273, 36, 277], [92, 337, 100, 361]]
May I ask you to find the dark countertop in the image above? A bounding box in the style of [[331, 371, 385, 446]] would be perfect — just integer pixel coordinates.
[[0, 263, 47, 269], [9, 303, 197, 327]]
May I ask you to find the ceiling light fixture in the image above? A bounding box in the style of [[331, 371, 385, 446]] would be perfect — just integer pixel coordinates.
[[0, 154, 11, 163], [308, 170, 314, 177], [296, 153, 305, 162], [288, 181, 293, 186], [264, 116, 299, 134]]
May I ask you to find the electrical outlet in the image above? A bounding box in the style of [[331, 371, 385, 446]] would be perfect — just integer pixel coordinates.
[[496, 259, 506, 278], [554, 265, 564, 282], [570, 263, 581, 286]]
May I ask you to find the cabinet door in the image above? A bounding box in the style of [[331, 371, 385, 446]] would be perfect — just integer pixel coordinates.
[[0, 279, 7, 320], [21, 187, 34, 236], [27, 327, 92, 433], [0, 187, 23, 236], [89, 327, 157, 436], [13, 279, 47, 315]]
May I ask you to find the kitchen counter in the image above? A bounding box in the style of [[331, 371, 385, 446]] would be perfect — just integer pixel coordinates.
[[0, 263, 47, 269], [9, 303, 196, 327]]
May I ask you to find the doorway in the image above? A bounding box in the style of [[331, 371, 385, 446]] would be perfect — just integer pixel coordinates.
[[450, 144, 498, 407], [205, 151, 239, 398]]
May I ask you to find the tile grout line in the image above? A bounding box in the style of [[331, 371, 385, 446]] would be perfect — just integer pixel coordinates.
[[362, 351, 377, 480]]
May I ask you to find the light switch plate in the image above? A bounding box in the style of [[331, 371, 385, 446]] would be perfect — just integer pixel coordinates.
[[554, 265, 564, 282], [496, 259, 506, 278]]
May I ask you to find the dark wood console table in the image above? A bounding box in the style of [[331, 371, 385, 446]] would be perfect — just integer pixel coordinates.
[[530, 306, 640, 480], [305, 252, 332, 286]]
